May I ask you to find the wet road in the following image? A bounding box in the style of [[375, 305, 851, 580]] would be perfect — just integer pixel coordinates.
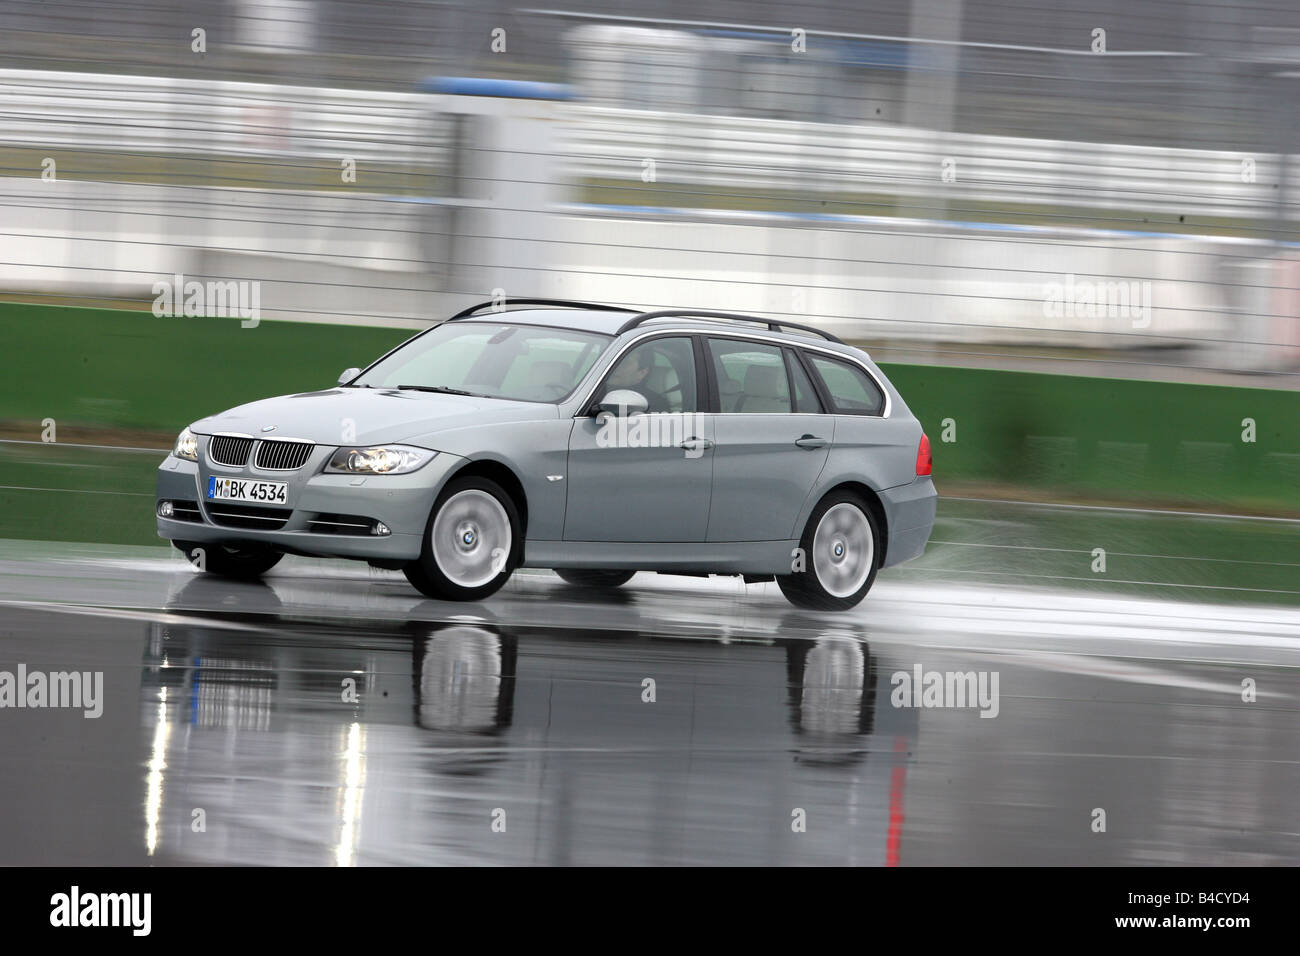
[[0, 519, 1297, 866]]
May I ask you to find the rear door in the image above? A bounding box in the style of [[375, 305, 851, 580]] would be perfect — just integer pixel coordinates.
[[704, 337, 835, 542]]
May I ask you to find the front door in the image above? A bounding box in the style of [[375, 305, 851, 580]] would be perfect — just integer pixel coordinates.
[[564, 335, 713, 542]]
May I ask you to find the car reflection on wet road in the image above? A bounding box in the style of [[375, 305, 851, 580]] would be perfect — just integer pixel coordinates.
[[1, 555, 1296, 866], [128, 576, 914, 866]]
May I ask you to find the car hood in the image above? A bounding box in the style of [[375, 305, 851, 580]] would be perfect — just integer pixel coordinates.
[[191, 388, 557, 446]]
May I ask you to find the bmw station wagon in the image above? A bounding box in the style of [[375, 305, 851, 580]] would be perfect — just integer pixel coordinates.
[[156, 299, 936, 610]]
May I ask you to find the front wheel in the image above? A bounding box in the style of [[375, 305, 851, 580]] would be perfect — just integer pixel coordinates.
[[404, 476, 521, 601], [172, 540, 283, 579], [554, 569, 636, 588], [778, 491, 880, 611]]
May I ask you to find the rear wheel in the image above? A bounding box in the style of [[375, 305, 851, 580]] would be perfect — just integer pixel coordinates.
[[172, 540, 283, 579], [554, 569, 636, 588], [778, 491, 879, 611], [404, 476, 521, 601]]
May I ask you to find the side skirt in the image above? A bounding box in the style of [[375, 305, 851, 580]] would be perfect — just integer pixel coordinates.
[[523, 539, 801, 575]]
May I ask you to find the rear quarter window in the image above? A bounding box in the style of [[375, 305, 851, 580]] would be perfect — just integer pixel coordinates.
[[806, 354, 885, 416]]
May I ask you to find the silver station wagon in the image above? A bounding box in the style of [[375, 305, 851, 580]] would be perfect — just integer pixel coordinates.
[[156, 299, 936, 610]]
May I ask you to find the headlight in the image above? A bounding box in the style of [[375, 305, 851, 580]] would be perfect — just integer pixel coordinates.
[[326, 445, 433, 475], [174, 427, 198, 461]]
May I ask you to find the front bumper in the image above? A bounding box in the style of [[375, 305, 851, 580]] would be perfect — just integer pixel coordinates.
[[879, 476, 937, 568], [155, 450, 467, 561]]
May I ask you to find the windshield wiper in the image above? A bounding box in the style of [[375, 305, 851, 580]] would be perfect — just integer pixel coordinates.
[[396, 384, 475, 396]]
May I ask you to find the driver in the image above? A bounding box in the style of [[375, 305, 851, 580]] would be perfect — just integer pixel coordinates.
[[606, 348, 671, 413]]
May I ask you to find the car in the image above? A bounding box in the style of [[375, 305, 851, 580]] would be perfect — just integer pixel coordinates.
[[156, 298, 937, 610]]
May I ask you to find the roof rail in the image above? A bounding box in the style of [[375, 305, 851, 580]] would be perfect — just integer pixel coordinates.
[[448, 297, 640, 320], [617, 309, 843, 343]]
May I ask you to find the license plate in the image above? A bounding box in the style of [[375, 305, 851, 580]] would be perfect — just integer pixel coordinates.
[[207, 476, 288, 504]]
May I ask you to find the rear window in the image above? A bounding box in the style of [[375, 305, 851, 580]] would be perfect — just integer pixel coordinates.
[[806, 354, 885, 416], [708, 338, 792, 414]]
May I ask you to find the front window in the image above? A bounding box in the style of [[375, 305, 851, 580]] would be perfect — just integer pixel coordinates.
[[600, 337, 698, 413], [353, 322, 612, 403]]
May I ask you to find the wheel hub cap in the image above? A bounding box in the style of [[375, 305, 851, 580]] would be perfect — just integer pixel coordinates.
[[431, 490, 511, 589], [812, 503, 873, 598]]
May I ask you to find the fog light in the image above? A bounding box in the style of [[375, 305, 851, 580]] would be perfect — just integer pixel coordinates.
[[157, 501, 174, 518], [373, 521, 390, 536]]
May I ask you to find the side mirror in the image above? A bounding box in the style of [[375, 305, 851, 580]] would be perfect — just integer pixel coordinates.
[[338, 367, 361, 386], [595, 389, 648, 417]]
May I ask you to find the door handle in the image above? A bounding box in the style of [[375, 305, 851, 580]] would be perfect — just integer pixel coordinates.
[[679, 438, 714, 452], [795, 435, 828, 449]]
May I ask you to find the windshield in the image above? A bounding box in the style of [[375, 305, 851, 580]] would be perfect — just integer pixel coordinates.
[[352, 322, 613, 403]]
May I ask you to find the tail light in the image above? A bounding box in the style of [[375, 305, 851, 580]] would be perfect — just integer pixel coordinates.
[[916, 433, 932, 476]]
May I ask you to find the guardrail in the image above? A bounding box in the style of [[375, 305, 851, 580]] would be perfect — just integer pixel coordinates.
[[564, 107, 1294, 221], [1, 68, 1297, 222], [0, 69, 430, 163], [1, 68, 1295, 364]]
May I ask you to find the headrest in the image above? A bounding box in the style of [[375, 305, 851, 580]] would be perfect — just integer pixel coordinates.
[[743, 364, 784, 398], [526, 360, 571, 385]]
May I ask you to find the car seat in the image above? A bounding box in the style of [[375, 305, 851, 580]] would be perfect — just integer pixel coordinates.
[[736, 364, 788, 413], [523, 359, 574, 396]]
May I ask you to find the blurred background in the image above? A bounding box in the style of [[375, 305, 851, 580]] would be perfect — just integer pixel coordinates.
[[1, 5, 1297, 870], [1, 0, 1298, 532]]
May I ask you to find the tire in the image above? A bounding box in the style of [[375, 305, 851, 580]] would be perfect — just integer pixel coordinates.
[[778, 490, 880, 611], [554, 569, 636, 588], [172, 540, 283, 579], [403, 476, 521, 601]]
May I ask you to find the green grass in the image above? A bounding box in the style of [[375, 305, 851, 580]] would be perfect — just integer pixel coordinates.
[[887, 364, 1300, 514], [0, 443, 157, 545], [900, 497, 1300, 607], [0, 302, 411, 434]]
